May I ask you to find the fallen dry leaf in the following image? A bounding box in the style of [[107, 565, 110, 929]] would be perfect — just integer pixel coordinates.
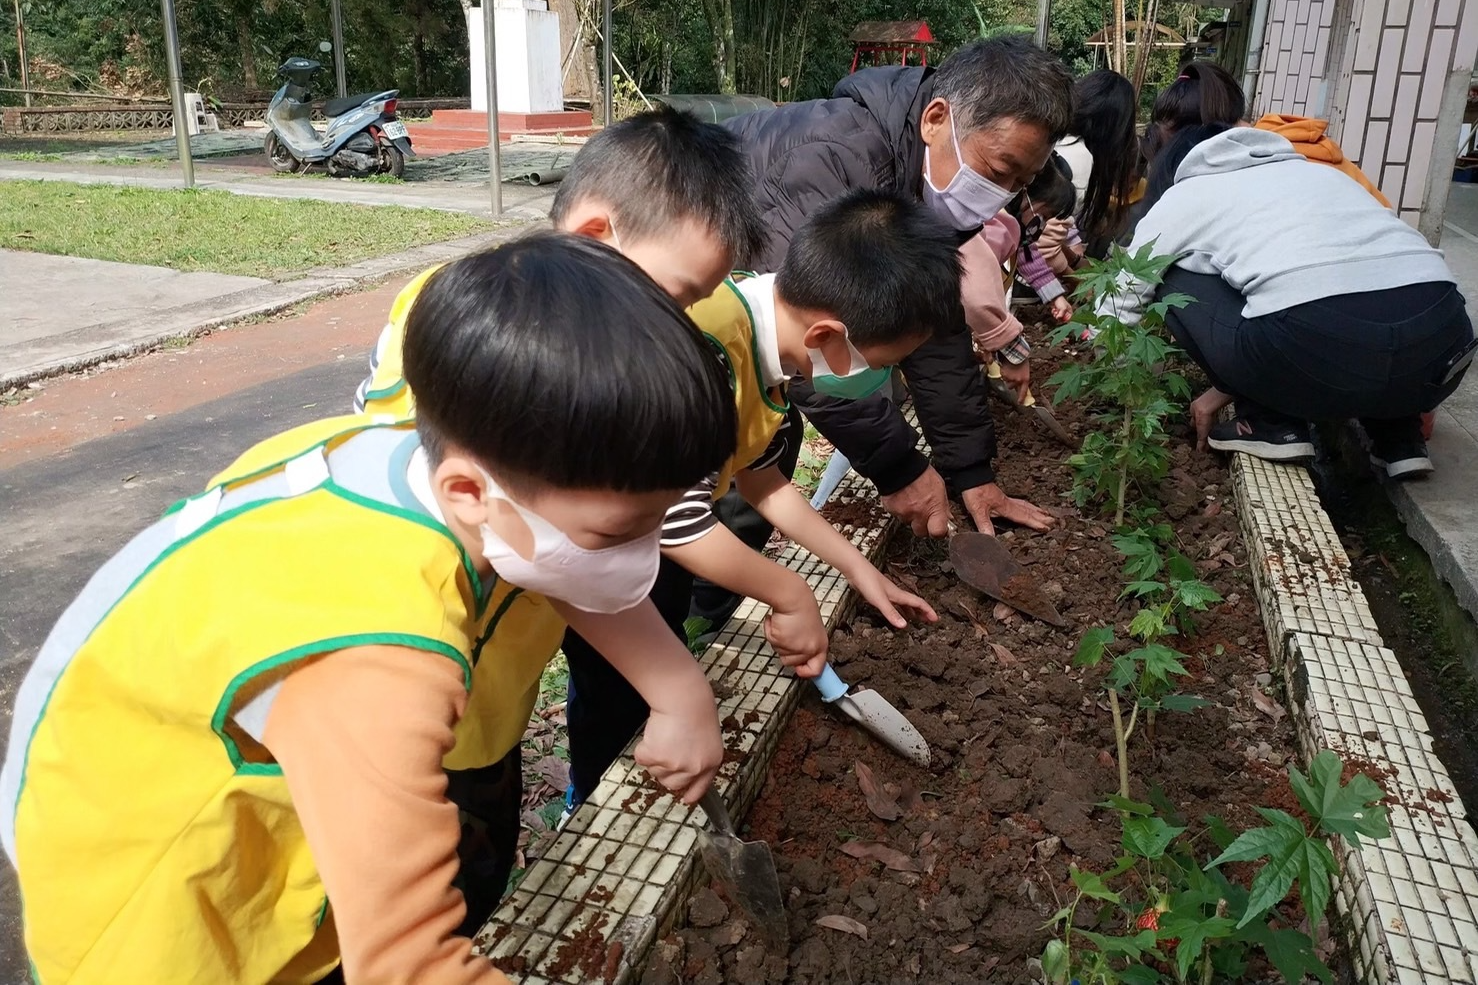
[[896, 780, 923, 814], [840, 840, 919, 872], [1032, 835, 1062, 861], [907, 953, 921, 974], [989, 642, 1019, 666], [1098, 749, 1116, 769], [1204, 500, 1223, 517], [918, 831, 935, 852], [534, 756, 571, 790], [815, 914, 869, 939], [1250, 689, 1287, 722], [855, 761, 903, 821], [992, 602, 1016, 622], [948, 942, 973, 954]]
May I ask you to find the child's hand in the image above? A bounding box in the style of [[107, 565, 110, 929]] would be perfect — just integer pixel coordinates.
[[635, 703, 723, 805], [1050, 296, 1074, 324], [851, 567, 938, 629], [764, 596, 828, 678]]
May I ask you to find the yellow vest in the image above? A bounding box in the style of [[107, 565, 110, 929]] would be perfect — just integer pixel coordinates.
[[209, 416, 565, 774], [687, 276, 790, 498], [2, 417, 561, 983], [355, 265, 443, 418]]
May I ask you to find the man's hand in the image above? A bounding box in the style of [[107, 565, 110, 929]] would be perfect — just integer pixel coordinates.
[[960, 482, 1057, 536], [1189, 386, 1234, 451], [1050, 296, 1074, 324], [635, 704, 723, 805], [998, 357, 1031, 402], [850, 566, 938, 628], [764, 593, 828, 678], [880, 466, 951, 538]]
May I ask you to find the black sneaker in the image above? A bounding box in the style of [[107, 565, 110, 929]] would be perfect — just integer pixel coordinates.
[[1370, 441, 1434, 479], [1207, 418, 1315, 462]]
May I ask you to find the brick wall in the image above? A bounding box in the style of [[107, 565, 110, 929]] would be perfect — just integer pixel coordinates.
[[1251, 0, 1478, 239]]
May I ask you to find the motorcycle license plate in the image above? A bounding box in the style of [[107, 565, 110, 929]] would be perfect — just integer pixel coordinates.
[[382, 120, 409, 140]]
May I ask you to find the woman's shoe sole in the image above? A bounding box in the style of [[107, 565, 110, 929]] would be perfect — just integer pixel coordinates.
[[1207, 436, 1316, 461], [1371, 455, 1435, 479]]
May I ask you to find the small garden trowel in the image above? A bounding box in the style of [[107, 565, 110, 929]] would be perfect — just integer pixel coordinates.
[[947, 524, 1069, 628], [813, 664, 931, 767], [697, 788, 789, 948], [984, 361, 1078, 449]]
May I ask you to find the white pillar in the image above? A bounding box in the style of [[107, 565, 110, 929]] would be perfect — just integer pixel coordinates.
[[469, 0, 564, 115]]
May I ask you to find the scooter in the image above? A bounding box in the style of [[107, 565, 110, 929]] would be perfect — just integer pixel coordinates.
[[263, 57, 413, 178]]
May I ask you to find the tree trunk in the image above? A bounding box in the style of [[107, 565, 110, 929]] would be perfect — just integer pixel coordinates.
[[1130, 0, 1161, 96], [699, 0, 737, 94], [236, 13, 258, 91], [1112, 0, 1127, 74]]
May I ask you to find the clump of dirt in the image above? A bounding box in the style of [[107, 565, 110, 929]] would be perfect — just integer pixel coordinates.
[[646, 338, 1300, 983]]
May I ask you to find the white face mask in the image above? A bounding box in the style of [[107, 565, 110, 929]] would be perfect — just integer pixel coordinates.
[[922, 103, 1017, 229], [475, 467, 660, 614]]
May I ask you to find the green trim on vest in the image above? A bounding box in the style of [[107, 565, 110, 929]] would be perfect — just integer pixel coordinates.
[[720, 278, 790, 415], [210, 631, 474, 774], [471, 587, 524, 667], [363, 379, 407, 402]]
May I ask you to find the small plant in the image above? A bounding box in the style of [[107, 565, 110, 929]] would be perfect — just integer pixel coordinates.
[[1041, 751, 1390, 985], [1050, 245, 1193, 527]]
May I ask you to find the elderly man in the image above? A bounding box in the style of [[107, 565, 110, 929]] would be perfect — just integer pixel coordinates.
[[688, 37, 1074, 632]]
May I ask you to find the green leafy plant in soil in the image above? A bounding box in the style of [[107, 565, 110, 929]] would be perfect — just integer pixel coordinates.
[[1049, 244, 1192, 527], [0, 180, 492, 278], [1041, 751, 1391, 985]]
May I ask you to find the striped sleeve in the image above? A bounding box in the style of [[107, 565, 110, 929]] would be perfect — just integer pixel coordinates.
[[661, 474, 720, 547], [745, 411, 792, 472]]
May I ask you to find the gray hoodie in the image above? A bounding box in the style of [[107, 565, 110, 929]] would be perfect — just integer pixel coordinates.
[[1101, 127, 1454, 325]]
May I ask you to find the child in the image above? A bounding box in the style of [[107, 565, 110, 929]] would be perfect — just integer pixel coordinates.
[[1009, 158, 1082, 325], [348, 106, 767, 922], [353, 104, 766, 418], [564, 189, 962, 805], [0, 234, 738, 984]]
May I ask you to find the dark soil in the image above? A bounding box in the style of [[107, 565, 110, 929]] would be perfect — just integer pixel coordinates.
[[646, 325, 1301, 984]]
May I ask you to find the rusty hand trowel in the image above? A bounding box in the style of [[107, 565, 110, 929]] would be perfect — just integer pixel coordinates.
[[947, 523, 1069, 628], [813, 664, 931, 767], [985, 361, 1078, 449], [697, 787, 789, 947]]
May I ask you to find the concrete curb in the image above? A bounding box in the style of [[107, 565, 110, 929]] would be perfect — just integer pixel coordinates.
[[1232, 451, 1478, 983], [0, 226, 528, 390]]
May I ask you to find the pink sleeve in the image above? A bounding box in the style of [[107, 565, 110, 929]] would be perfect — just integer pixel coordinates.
[[958, 231, 1024, 354], [264, 646, 513, 985]]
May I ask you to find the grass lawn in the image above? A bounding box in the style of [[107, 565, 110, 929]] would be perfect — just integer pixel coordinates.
[[0, 180, 493, 278]]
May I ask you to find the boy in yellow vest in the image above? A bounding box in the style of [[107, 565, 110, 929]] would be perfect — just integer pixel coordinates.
[[566, 188, 969, 804], [349, 104, 771, 925], [0, 233, 738, 985]]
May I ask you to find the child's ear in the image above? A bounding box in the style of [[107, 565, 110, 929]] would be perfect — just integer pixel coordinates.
[[800, 319, 849, 351], [433, 455, 491, 530]]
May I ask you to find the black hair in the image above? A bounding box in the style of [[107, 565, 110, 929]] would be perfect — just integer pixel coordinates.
[[1142, 61, 1246, 165], [775, 189, 965, 346], [1070, 70, 1139, 242], [1141, 123, 1234, 213], [404, 231, 738, 492], [549, 104, 767, 266], [1026, 158, 1077, 219], [933, 35, 1075, 140]]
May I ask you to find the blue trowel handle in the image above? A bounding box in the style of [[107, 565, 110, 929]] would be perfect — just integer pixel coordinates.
[[814, 664, 850, 703]]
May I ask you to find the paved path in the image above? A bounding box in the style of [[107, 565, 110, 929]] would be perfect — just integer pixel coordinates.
[[1386, 184, 1478, 628], [0, 155, 559, 219]]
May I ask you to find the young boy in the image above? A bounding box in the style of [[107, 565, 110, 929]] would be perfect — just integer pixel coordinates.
[[565, 189, 965, 804], [353, 104, 766, 418], [0, 234, 737, 984]]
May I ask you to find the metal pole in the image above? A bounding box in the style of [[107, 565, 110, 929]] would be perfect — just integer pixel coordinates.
[[160, 0, 195, 189], [330, 0, 347, 98], [1035, 0, 1052, 49], [13, 0, 30, 107], [602, 0, 612, 125], [483, 0, 502, 216]]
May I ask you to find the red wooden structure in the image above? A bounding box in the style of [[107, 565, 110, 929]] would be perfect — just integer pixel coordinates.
[[849, 21, 935, 73]]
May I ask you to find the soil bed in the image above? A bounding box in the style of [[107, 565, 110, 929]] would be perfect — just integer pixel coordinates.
[[646, 326, 1303, 984]]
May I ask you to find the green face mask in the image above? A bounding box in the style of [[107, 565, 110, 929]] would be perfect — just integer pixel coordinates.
[[807, 328, 893, 400]]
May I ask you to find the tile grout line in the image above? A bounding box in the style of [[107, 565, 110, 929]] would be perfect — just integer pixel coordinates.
[[1231, 451, 1478, 984]]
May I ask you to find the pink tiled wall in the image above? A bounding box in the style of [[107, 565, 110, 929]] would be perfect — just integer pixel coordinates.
[[1252, 0, 1477, 238]]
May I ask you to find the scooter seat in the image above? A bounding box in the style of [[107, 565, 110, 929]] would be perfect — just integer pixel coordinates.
[[323, 92, 384, 117]]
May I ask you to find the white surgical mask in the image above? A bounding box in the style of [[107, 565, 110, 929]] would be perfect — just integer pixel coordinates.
[[475, 466, 660, 613], [922, 104, 1016, 229]]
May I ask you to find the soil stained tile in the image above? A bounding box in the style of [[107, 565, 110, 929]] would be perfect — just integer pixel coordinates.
[[644, 326, 1299, 983]]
